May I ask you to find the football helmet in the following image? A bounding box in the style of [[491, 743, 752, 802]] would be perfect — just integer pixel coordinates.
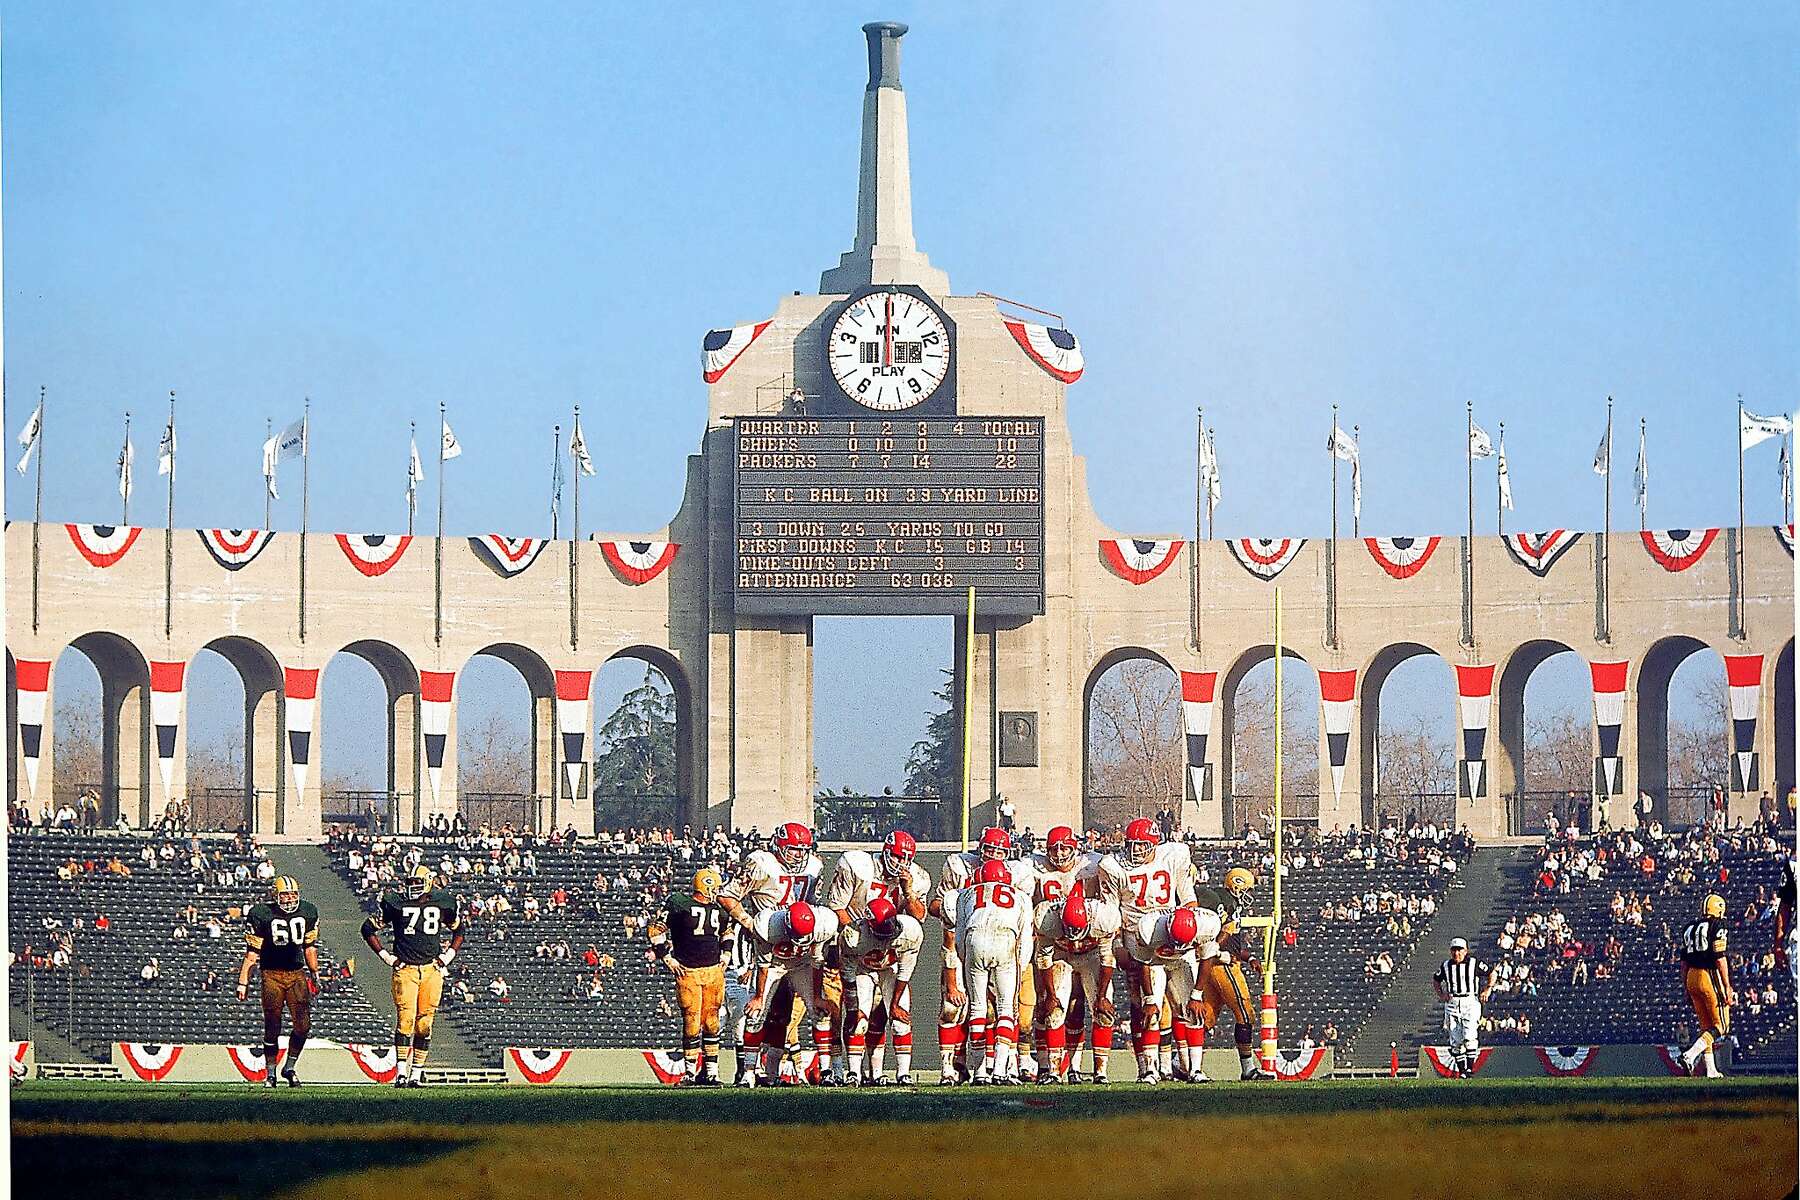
[[881, 830, 917, 878], [1225, 867, 1256, 899], [693, 867, 723, 904], [273, 877, 301, 915], [1124, 818, 1158, 866], [978, 826, 1012, 862], [1703, 893, 1726, 919], [785, 901, 817, 942], [1168, 907, 1199, 948], [977, 858, 1011, 886], [1061, 889, 1090, 936], [405, 864, 433, 900], [1046, 826, 1079, 871], [868, 897, 900, 940], [772, 823, 815, 871]]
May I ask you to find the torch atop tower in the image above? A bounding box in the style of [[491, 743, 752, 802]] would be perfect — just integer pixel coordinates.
[[819, 21, 950, 296]]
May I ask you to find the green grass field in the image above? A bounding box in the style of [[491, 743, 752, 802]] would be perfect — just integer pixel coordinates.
[[12, 1076, 1796, 1200]]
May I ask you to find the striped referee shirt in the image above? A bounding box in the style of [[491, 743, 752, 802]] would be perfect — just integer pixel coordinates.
[[1435, 956, 1486, 997]]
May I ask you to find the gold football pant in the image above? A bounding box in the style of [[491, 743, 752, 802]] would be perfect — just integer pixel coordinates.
[[392, 962, 445, 1067]]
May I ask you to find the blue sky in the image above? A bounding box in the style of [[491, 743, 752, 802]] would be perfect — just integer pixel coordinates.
[[9, 5, 1795, 795]]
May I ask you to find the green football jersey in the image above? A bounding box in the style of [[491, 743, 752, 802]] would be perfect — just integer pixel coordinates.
[[246, 900, 320, 971], [662, 894, 727, 968], [376, 889, 461, 965]]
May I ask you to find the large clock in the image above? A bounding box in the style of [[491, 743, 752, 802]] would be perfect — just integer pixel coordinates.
[[822, 284, 956, 414]]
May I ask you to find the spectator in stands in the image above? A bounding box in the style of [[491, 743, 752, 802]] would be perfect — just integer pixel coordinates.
[[488, 975, 510, 1001], [1322, 1020, 1339, 1048], [171, 923, 189, 941], [139, 957, 161, 987]]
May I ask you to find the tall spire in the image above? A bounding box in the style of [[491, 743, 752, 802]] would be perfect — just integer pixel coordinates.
[[820, 21, 950, 295]]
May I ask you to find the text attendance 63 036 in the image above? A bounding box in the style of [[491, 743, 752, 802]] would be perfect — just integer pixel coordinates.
[[824, 285, 955, 415]]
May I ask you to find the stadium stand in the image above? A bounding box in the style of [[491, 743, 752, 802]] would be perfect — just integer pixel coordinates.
[[7, 831, 389, 1060]]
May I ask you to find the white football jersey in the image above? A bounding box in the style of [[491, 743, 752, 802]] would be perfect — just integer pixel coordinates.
[[933, 850, 1033, 923], [1028, 848, 1101, 907], [955, 879, 1031, 947], [839, 912, 924, 979], [751, 904, 840, 963], [822, 849, 931, 915], [1099, 843, 1195, 924], [722, 848, 824, 915], [1130, 907, 1217, 964], [1033, 897, 1120, 964]]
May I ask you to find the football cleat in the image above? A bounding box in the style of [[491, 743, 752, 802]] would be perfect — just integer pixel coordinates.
[[393, 1074, 412, 1089], [1241, 1066, 1273, 1081], [1067, 1069, 1089, 1085], [1191, 1070, 1213, 1083], [694, 1072, 723, 1088], [1137, 1067, 1160, 1085], [1169, 1059, 1193, 1083], [937, 1068, 962, 1086], [816, 1072, 839, 1088], [1038, 1073, 1062, 1085], [896, 1073, 915, 1087], [282, 1067, 301, 1088], [263, 1072, 280, 1089], [1092, 1072, 1109, 1085], [409, 1072, 428, 1087]]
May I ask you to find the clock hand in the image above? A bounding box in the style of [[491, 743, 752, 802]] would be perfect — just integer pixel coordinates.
[[884, 297, 893, 367]]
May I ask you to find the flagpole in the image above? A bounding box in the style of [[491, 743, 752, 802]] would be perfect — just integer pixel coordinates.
[[263, 417, 272, 530], [551, 424, 562, 540], [1328, 404, 1339, 650], [406, 421, 416, 537], [1639, 417, 1648, 532], [32, 386, 44, 633], [164, 391, 175, 639], [1496, 421, 1505, 537], [1464, 400, 1475, 648], [435, 402, 446, 646], [300, 398, 311, 644], [1189, 405, 1202, 654], [1206, 425, 1216, 539], [1602, 398, 1612, 643], [1737, 396, 1746, 640], [961, 585, 976, 853], [1352, 424, 1361, 538], [570, 405, 581, 651], [121, 411, 131, 526]]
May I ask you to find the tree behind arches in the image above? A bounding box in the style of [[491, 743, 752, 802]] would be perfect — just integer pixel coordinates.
[[594, 665, 677, 796]]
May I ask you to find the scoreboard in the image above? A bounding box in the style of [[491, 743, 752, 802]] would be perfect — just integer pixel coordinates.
[[733, 416, 1045, 616]]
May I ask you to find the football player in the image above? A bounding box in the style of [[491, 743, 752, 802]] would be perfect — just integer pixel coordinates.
[[1193, 866, 1274, 1080], [1027, 826, 1100, 1076], [955, 859, 1032, 1084], [1099, 818, 1196, 1079], [743, 900, 840, 1086], [648, 866, 730, 1086], [361, 864, 462, 1087], [1677, 893, 1734, 1077], [825, 829, 930, 924], [237, 876, 320, 1088], [1127, 905, 1212, 1083], [839, 896, 924, 1085], [1775, 852, 1796, 989], [720, 823, 827, 1084], [1033, 887, 1119, 1083], [931, 826, 1035, 1084]]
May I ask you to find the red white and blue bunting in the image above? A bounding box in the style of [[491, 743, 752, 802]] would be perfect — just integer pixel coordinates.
[[1180, 670, 1215, 804], [1455, 664, 1495, 800], [9, 1041, 30, 1081], [1365, 536, 1440, 580], [66, 524, 141, 568], [701, 320, 772, 384], [1640, 528, 1718, 573], [1002, 319, 1085, 384], [117, 1043, 184, 1082], [420, 671, 454, 803], [555, 670, 591, 801], [1228, 538, 1305, 580], [1423, 1045, 1491, 1077], [347, 1042, 399, 1083], [643, 1049, 688, 1085], [1503, 530, 1582, 577], [150, 662, 185, 801], [508, 1046, 574, 1084], [1655, 1045, 1692, 1075], [226, 1043, 288, 1082], [1725, 654, 1762, 792], [1271, 1046, 1329, 1080], [598, 539, 679, 585], [1100, 538, 1183, 585], [284, 667, 319, 796], [336, 534, 413, 577], [198, 529, 275, 571], [471, 535, 548, 578], [1534, 1045, 1598, 1077], [1319, 670, 1356, 800], [13, 658, 49, 800], [1777, 525, 1794, 556], [1590, 660, 1628, 796]]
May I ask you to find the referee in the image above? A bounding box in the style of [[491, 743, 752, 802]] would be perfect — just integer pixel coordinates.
[[1432, 937, 1492, 1077]]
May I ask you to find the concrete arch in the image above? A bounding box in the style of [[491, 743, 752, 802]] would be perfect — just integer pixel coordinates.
[[1496, 638, 1592, 835], [321, 639, 422, 833], [1359, 642, 1456, 832], [1080, 646, 1179, 835], [189, 635, 284, 834], [595, 644, 695, 830], [455, 642, 558, 832], [52, 632, 152, 828], [1635, 635, 1726, 827], [1219, 644, 1317, 837], [1776, 641, 1795, 802]]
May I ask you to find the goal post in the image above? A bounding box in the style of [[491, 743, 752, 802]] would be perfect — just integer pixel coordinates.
[[1259, 587, 1284, 1070]]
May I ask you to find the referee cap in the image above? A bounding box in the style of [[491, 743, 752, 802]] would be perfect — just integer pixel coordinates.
[[1449, 937, 1468, 950]]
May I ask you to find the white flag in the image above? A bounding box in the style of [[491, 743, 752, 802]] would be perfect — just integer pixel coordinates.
[[1497, 432, 1514, 511], [1351, 456, 1362, 521], [14, 402, 41, 475], [1633, 424, 1647, 518], [117, 438, 134, 502], [1592, 426, 1610, 477], [407, 437, 423, 515], [262, 416, 306, 499], [1328, 424, 1359, 463], [1198, 426, 1221, 507], [1741, 408, 1791, 451], [1782, 440, 1792, 514], [441, 420, 462, 462], [1469, 423, 1494, 459], [570, 420, 596, 477], [157, 420, 176, 477]]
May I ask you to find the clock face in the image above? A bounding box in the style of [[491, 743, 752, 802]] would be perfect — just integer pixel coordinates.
[[826, 289, 952, 411]]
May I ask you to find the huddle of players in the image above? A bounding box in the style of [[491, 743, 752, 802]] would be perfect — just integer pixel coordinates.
[[647, 816, 1271, 1087]]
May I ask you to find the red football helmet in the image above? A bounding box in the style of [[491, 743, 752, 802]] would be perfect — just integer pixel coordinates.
[[1046, 826, 1079, 871], [1124, 818, 1158, 866], [772, 822, 814, 871], [1168, 907, 1199, 948], [868, 897, 900, 939], [1061, 889, 1090, 935], [785, 901, 817, 941], [881, 830, 917, 878], [978, 826, 1012, 862], [976, 858, 1011, 886]]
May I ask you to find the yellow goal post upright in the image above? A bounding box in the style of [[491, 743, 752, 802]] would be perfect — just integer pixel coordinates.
[[1242, 587, 1283, 1071], [960, 585, 976, 854]]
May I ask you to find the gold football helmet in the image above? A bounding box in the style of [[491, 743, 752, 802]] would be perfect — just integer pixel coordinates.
[[273, 876, 301, 914], [1702, 893, 1726, 919], [405, 864, 434, 900], [1225, 867, 1256, 898], [693, 867, 723, 904]]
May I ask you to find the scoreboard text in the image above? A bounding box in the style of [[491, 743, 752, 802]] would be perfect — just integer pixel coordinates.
[[733, 416, 1045, 616]]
